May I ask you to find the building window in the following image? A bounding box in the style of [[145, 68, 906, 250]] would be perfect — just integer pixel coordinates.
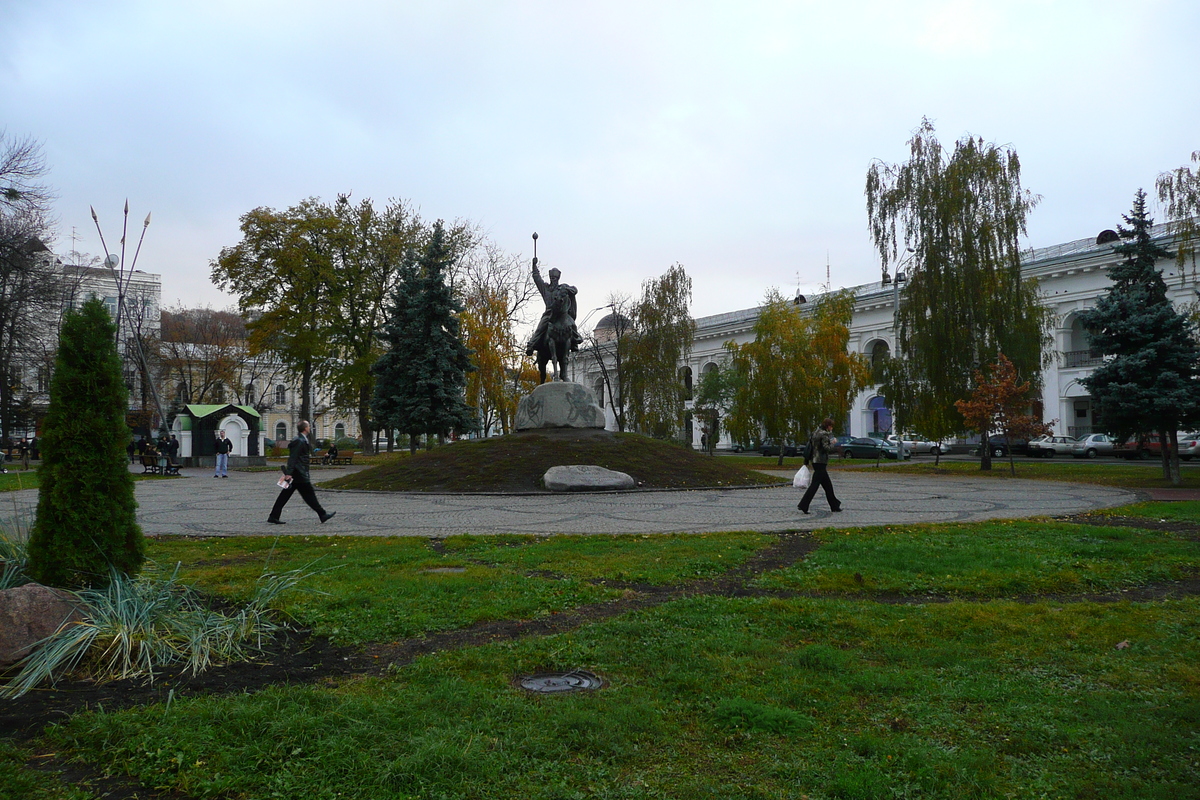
[[37, 366, 50, 393], [102, 296, 118, 318], [275, 422, 287, 442], [867, 396, 892, 436], [175, 382, 188, 404], [213, 382, 225, 403], [869, 341, 890, 382], [334, 422, 345, 441], [245, 383, 255, 402], [275, 384, 287, 405]]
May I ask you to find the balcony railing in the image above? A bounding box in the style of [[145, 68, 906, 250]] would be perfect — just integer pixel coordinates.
[[1063, 350, 1104, 368]]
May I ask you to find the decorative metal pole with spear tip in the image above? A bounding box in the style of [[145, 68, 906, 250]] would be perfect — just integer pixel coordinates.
[[91, 202, 169, 439]]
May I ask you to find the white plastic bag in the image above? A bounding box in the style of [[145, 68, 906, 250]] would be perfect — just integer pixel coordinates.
[[793, 464, 812, 489]]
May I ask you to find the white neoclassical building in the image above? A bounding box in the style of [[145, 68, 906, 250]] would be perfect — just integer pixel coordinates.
[[580, 222, 1198, 449]]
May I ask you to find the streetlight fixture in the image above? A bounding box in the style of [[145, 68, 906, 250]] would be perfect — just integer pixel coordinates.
[[91, 202, 169, 440], [883, 247, 914, 458]]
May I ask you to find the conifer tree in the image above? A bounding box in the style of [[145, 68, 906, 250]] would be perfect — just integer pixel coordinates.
[[1080, 190, 1200, 484], [27, 297, 144, 588], [371, 221, 478, 453]]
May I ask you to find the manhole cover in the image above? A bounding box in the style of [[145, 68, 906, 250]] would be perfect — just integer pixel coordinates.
[[515, 670, 604, 694]]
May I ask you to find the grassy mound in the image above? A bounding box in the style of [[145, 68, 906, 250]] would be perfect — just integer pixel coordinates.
[[319, 430, 783, 493]]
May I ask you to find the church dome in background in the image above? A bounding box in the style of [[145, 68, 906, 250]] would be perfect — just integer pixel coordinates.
[[592, 312, 632, 343]]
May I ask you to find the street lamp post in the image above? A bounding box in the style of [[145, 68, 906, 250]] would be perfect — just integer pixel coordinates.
[[882, 249, 912, 458], [91, 203, 169, 440]]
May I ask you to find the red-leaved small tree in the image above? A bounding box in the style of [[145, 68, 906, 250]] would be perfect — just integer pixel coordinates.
[[955, 353, 1052, 474]]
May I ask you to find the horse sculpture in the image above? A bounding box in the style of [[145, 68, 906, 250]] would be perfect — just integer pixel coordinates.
[[531, 290, 575, 383], [525, 240, 583, 384]]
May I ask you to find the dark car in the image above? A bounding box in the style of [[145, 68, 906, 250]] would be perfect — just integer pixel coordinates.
[[759, 439, 798, 457], [836, 437, 910, 460], [975, 435, 1029, 457]]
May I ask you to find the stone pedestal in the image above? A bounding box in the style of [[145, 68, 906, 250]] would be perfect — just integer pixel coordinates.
[[516, 382, 605, 431]]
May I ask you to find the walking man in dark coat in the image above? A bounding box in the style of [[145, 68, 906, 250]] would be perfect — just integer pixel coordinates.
[[798, 417, 843, 514], [267, 420, 335, 525]]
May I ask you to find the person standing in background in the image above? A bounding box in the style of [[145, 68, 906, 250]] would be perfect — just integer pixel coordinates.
[[214, 429, 233, 478]]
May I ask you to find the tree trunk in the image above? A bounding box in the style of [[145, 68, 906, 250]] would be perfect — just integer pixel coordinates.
[[358, 384, 373, 455], [979, 426, 993, 471], [300, 361, 313, 424], [1162, 428, 1182, 486]]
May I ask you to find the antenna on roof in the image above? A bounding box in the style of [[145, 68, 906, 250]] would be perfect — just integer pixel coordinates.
[[826, 252, 831, 287]]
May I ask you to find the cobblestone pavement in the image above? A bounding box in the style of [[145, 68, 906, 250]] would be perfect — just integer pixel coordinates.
[[2, 466, 1142, 537]]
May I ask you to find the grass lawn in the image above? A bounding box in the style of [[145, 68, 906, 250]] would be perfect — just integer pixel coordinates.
[[9, 503, 1200, 799]]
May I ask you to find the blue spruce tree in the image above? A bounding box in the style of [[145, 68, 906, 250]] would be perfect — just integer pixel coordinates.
[[1080, 189, 1200, 484], [371, 221, 478, 453]]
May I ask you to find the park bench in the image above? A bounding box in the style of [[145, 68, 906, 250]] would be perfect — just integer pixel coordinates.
[[162, 457, 181, 476], [140, 454, 161, 475], [328, 451, 354, 466]]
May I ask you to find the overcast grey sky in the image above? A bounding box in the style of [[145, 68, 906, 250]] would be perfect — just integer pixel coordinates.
[[4, 0, 1198, 320]]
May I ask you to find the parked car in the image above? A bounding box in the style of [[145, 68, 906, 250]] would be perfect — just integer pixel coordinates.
[[1118, 432, 1200, 460], [1027, 435, 1078, 458], [1114, 434, 1159, 460], [1071, 433, 1116, 459], [884, 434, 947, 455], [974, 435, 1030, 457], [837, 437, 911, 460], [1180, 433, 1199, 461], [759, 439, 798, 457]]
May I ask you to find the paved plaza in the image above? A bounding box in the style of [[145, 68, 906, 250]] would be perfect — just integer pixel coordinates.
[[4, 466, 1141, 537]]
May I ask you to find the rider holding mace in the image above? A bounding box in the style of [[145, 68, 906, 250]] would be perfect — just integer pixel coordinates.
[[525, 233, 583, 382]]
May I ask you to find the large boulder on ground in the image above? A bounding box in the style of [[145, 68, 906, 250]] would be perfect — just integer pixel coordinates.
[[0, 582, 84, 667], [516, 382, 605, 431], [544, 465, 637, 492]]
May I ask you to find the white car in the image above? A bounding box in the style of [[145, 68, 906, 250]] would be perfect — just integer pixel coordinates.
[[1028, 435, 1078, 458], [1179, 432, 1199, 461], [1071, 433, 1116, 459], [885, 434, 947, 456]]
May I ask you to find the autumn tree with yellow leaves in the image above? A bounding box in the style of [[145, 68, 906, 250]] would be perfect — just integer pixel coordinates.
[[725, 289, 871, 466]]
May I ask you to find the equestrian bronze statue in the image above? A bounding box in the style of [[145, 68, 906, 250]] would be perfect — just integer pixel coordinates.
[[525, 233, 583, 384]]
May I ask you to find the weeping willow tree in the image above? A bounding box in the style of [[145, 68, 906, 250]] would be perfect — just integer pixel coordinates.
[[725, 289, 871, 466], [1156, 149, 1200, 283], [625, 263, 695, 439], [866, 119, 1053, 465]]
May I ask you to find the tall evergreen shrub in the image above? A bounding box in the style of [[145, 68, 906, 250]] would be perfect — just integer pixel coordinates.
[[1080, 189, 1200, 483], [27, 297, 144, 588], [372, 221, 478, 453]]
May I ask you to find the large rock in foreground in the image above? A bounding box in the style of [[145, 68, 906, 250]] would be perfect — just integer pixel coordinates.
[[544, 464, 637, 492], [516, 382, 605, 431], [0, 582, 84, 666]]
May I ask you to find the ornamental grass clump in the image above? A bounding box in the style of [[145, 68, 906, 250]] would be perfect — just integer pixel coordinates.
[[0, 524, 29, 590], [1, 560, 324, 699]]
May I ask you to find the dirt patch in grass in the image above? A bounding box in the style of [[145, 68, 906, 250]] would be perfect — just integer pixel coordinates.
[[319, 429, 782, 493], [1057, 513, 1200, 540]]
